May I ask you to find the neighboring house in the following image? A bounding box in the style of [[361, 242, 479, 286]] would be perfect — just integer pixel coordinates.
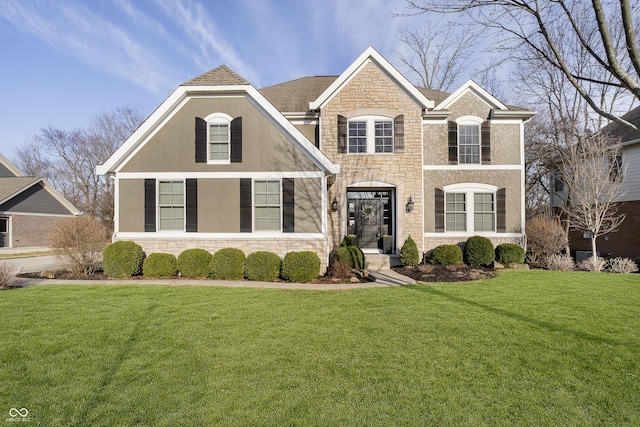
[[551, 107, 640, 259], [0, 153, 80, 248], [97, 47, 534, 271]]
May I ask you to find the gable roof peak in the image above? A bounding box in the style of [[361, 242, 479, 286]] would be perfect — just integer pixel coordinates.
[[309, 46, 435, 110], [0, 153, 24, 177], [182, 65, 250, 87]]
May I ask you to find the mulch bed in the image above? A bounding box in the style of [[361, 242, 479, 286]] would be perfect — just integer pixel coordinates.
[[393, 264, 496, 282]]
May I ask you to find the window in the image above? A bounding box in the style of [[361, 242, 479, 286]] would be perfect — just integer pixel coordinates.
[[254, 180, 281, 231], [0, 217, 7, 233], [459, 125, 480, 164], [375, 121, 393, 153], [204, 113, 233, 164], [209, 123, 229, 161], [347, 116, 394, 154], [446, 193, 466, 231], [158, 181, 184, 231], [474, 193, 495, 231], [348, 121, 367, 153], [610, 153, 623, 182], [440, 184, 499, 233]]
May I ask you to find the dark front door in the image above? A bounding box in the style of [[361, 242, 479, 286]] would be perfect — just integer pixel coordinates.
[[0, 217, 7, 247], [347, 191, 392, 250]]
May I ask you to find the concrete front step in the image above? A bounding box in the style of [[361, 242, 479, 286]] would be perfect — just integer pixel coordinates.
[[365, 253, 402, 271]]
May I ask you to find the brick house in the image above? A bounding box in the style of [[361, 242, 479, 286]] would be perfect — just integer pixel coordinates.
[[97, 47, 535, 271], [552, 107, 640, 259], [0, 153, 80, 248]]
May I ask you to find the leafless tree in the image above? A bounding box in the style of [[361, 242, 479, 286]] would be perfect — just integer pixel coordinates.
[[406, 0, 640, 130], [15, 106, 144, 222], [556, 132, 626, 261], [395, 23, 480, 91]]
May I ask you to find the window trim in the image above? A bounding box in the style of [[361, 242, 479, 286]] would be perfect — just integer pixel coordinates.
[[455, 116, 483, 165], [443, 183, 497, 233], [347, 115, 394, 154], [157, 180, 185, 232], [253, 179, 282, 232], [205, 112, 233, 165]]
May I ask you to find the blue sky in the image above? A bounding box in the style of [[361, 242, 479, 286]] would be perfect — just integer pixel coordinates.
[[0, 0, 469, 159]]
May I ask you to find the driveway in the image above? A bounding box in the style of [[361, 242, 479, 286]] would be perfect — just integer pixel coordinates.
[[0, 255, 61, 274]]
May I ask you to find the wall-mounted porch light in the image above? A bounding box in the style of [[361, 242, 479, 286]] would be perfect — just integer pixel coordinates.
[[406, 196, 414, 213], [331, 196, 339, 212]]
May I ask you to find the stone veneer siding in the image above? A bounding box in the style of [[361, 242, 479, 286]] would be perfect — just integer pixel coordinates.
[[321, 61, 424, 252], [118, 237, 328, 273]]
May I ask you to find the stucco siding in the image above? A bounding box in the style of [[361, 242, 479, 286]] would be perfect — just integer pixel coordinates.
[[121, 97, 318, 173], [118, 179, 144, 232], [423, 169, 523, 233]]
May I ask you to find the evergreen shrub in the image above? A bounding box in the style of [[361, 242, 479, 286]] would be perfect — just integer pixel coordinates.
[[281, 251, 320, 283], [429, 244, 463, 265], [210, 248, 246, 280], [495, 243, 525, 266], [464, 236, 495, 267], [399, 235, 420, 266], [245, 251, 282, 282], [103, 241, 144, 278], [143, 253, 178, 278], [177, 248, 212, 278]]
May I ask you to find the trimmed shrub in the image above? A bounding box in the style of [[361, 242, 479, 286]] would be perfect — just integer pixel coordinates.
[[340, 234, 357, 247], [49, 216, 109, 274], [333, 246, 365, 270], [245, 251, 282, 282], [429, 244, 463, 265], [281, 251, 320, 283], [495, 243, 525, 266], [143, 253, 178, 278], [464, 236, 495, 267], [177, 248, 212, 278], [545, 254, 575, 271], [399, 235, 420, 266], [210, 248, 246, 280], [607, 257, 639, 274], [103, 241, 144, 278]]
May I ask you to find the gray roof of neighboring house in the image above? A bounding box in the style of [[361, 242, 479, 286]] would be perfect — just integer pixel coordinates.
[[182, 65, 250, 86], [601, 106, 640, 143], [0, 177, 40, 203]]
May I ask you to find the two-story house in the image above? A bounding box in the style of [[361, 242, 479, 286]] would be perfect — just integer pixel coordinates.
[[97, 47, 534, 271]]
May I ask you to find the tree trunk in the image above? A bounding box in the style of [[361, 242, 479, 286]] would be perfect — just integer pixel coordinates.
[[591, 235, 598, 261]]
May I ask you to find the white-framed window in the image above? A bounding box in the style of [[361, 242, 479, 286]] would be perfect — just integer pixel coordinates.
[[158, 180, 184, 231], [474, 193, 495, 231], [348, 116, 394, 154], [205, 113, 232, 164], [446, 193, 466, 231], [443, 183, 497, 233], [456, 116, 483, 164], [254, 180, 281, 231]]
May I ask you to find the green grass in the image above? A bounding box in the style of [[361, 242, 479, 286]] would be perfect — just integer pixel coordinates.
[[1, 270, 639, 426]]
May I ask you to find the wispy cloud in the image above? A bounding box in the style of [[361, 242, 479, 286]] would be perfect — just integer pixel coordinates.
[[154, 0, 262, 86], [0, 0, 173, 95]]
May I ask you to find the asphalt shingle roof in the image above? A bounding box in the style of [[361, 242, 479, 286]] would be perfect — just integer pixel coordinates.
[[601, 106, 640, 143], [0, 177, 40, 202], [260, 76, 338, 112], [182, 65, 250, 86]]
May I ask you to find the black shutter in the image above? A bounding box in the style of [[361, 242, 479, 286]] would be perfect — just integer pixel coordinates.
[[282, 178, 295, 233], [144, 179, 156, 232], [481, 120, 491, 164], [185, 179, 198, 232], [240, 178, 252, 232], [435, 188, 445, 232], [448, 121, 458, 164], [195, 117, 207, 163], [337, 115, 347, 153], [394, 114, 404, 153], [496, 188, 506, 232], [230, 117, 242, 163]]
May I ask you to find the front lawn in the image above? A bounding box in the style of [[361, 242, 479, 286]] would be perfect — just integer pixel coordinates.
[[1, 270, 639, 426]]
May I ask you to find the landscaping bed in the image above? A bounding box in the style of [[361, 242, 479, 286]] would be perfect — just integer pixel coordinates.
[[393, 263, 496, 282]]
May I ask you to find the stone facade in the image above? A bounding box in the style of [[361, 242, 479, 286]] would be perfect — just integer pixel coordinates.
[[322, 61, 424, 252], [121, 236, 329, 272]]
